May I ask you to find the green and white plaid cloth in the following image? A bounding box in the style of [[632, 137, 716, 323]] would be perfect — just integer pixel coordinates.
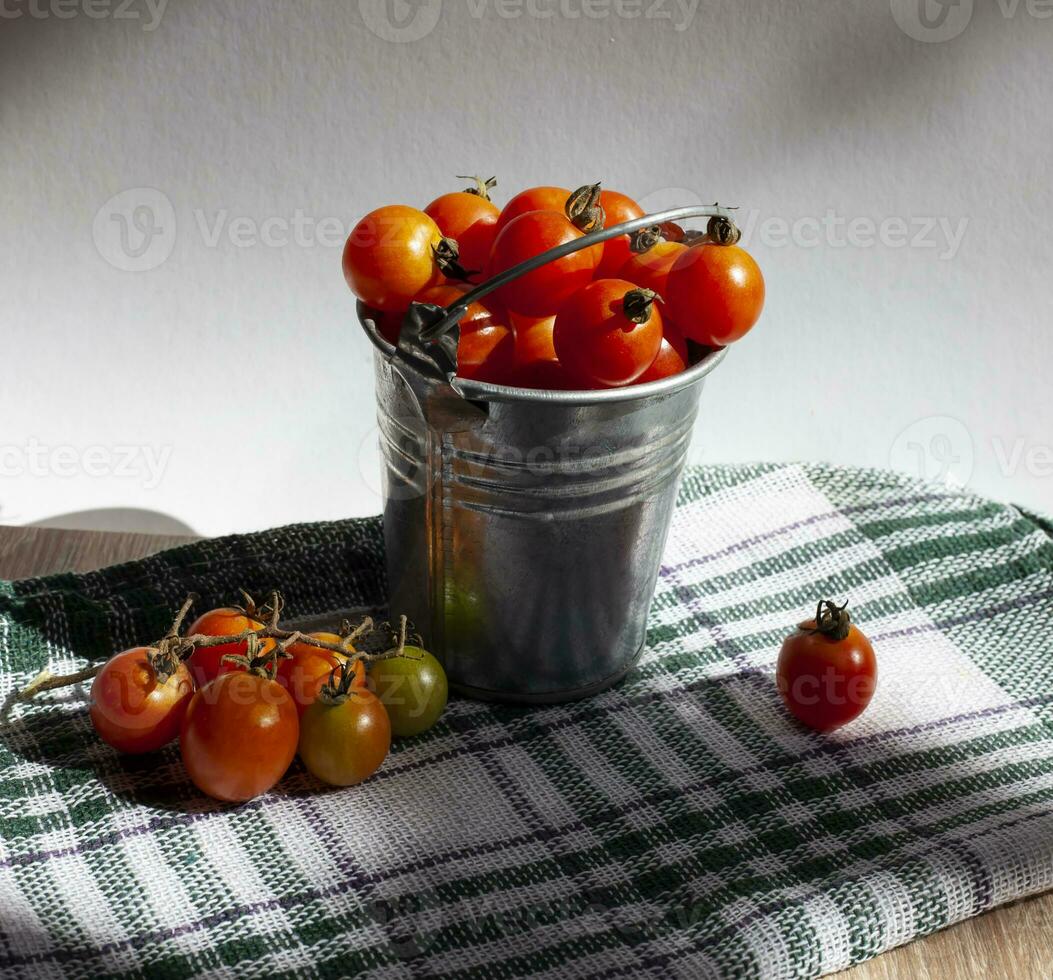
[[1, 463, 1052, 979]]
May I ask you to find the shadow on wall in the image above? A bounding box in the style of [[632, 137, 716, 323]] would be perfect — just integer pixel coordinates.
[[29, 509, 198, 535]]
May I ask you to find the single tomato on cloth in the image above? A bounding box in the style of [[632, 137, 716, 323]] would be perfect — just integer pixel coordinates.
[[180, 666, 299, 802], [776, 600, 877, 732], [90, 646, 195, 754], [553, 279, 664, 388]]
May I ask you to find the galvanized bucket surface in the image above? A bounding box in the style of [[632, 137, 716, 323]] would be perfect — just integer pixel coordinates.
[[360, 205, 730, 703]]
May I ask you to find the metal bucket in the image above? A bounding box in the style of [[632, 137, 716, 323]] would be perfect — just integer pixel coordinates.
[[359, 205, 730, 703]]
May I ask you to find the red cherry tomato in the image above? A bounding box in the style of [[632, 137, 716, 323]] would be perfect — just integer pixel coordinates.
[[89, 647, 195, 754], [494, 185, 570, 234], [414, 283, 514, 383], [618, 240, 687, 298], [553, 278, 664, 388], [776, 601, 877, 732], [275, 631, 360, 716], [666, 243, 765, 346], [507, 313, 574, 389], [488, 210, 602, 318], [180, 671, 299, 801], [637, 322, 688, 383], [595, 190, 644, 279], [425, 190, 499, 275], [186, 607, 265, 687], [342, 205, 446, 313]]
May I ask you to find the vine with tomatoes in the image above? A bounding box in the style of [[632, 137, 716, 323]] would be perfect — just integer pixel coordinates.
[[344, 177, 765, 390], [16, 593, 448, 802]]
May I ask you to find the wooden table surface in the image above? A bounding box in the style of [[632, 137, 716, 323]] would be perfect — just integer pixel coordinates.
[[1, 524, 1050, 978]]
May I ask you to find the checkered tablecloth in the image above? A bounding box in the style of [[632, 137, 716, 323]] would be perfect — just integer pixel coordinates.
[[2, 463, 1052, 979]]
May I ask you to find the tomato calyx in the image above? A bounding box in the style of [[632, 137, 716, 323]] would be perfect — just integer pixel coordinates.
[[221, 634, 289, 679], [565, 183, 605, 233], [316, 658, 368, 707], [457, 174, 497, 200], [432, 236, 477, 283], [622, 287, 661, 324], [806, 599, 853, 642], [628, 225, 663, 254], [707, 214, 742, 246]]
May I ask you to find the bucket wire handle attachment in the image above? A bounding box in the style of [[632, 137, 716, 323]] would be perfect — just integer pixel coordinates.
[[416, 204, 738, 344]]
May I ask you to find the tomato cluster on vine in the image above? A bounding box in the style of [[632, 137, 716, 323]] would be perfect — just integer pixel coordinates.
[[343, 178, 765, 390], [84, 594, 448, 803]]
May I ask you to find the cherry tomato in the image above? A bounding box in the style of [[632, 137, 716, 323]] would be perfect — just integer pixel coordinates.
[[666, 242, 765, 346], [776, 601, 877, 732], [369, 645, 448, 737], [489, 210, 601, 318], [343, 205, 447, 313], [414, 283, 503, 332], [507, 313, 574, 390], [180, 671, 299, 801], [553, 278, 664, 387], [425, 189, 499, 275], [595, 190, 644, 279], [89, 647, 195, 754], [299, 664, 391, 787], [637, 322, 688, 383], [275, 632, 359, 716], [186, 606, 264, 687], [618, 240, 687, 298], [494, 185, 570, 234]]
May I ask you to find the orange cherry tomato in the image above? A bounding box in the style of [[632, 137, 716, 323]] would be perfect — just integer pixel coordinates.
[[180, 671, 299, 802], [637, 321, 688, 383], [425, 190, 499, 275], [553, 278, 664, 388], [618, 240, 687, 298], [342, 205, 446, 313], [666, 243, 765, 346], [494, 185, 570, 235], [776, 601, 877, 732], [275, 631, 359, 716], [414, 283, 503, 332], [186, 606, 265, 687], [488, 210, 602, 318], [89, 647, 195, 754], [595, 189, 644, 279]]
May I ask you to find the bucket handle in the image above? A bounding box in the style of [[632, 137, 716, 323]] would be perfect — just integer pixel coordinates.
[[415, 203, 738, 343]]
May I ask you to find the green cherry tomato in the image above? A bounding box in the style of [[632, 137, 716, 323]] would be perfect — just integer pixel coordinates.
[[298, 685, 391, 787], [370, 646, 448, 737]]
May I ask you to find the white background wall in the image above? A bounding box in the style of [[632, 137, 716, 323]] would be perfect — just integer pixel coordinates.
[[3, 0, 1051, 537]]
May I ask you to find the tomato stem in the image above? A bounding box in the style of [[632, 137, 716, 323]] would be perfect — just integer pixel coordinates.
[[457, 175, 497, 201], [706, 215, 741, 246], [622, 288, 660, 324], [628, 225, 663, 254], [808, 600, 852, 642], [433, 237, 478, 283], [565, 183, 605, 233]]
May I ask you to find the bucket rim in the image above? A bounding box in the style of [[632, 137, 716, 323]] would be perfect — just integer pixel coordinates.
[[358, 305, 728, 405]]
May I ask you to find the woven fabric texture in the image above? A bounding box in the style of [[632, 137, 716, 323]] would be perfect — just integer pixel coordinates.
[[1, 463, 1052, 979]]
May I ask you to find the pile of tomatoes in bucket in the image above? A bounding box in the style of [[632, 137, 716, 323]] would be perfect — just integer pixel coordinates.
[[342, 179, 765, 390]]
